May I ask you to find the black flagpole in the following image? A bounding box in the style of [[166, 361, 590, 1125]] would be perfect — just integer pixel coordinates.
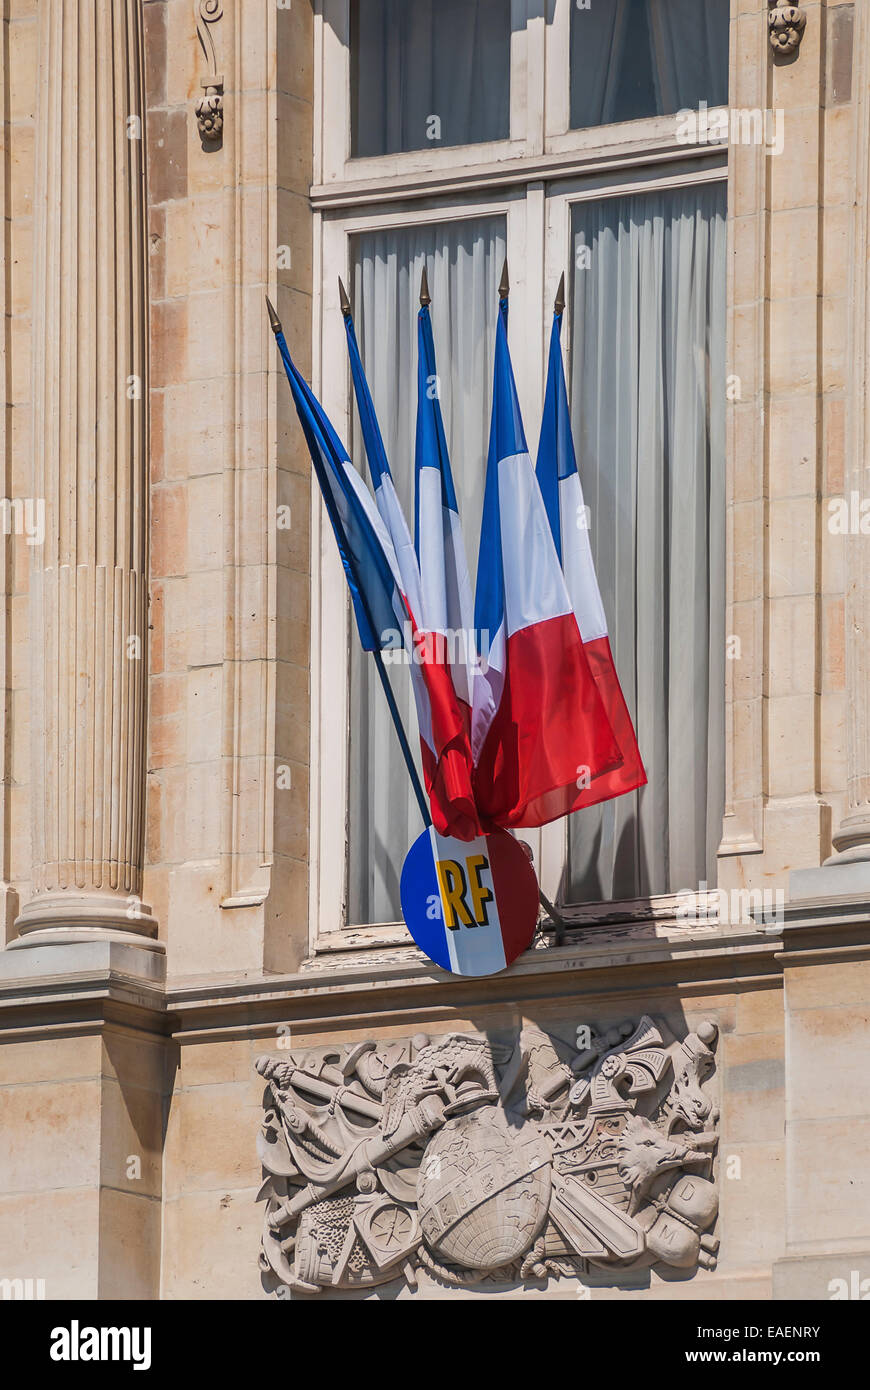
[[336, 278, 432, 830], [268, 292, 431, 830], [371, 647, 432, 828], [268, 290, 565, 941]]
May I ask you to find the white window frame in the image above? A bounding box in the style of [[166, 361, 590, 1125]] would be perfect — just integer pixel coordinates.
[[308, 0, 733, 954], [316, 0, 540, 187], [311, 192, 535, 947]]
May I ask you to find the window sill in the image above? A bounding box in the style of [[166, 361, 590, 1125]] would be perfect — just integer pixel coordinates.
[[308, 889, 726, 966], [311, 130, 726, 211]]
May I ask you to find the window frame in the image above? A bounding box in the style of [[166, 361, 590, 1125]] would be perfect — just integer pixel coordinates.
[[309, 0, 732, 953], [318, 0, 539, 185]]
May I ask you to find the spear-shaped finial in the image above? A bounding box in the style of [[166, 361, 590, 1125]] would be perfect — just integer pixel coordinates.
[[420, 264, 431, 308], [554, 272, 566, 317], [265, 296, 282, 335], [338, 276, 352, 318], [498, 258, 510, 299]]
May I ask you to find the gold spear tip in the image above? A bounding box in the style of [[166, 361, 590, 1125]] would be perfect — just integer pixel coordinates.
[[554, 272, 566, 316], [265, 296, 282, 335], [420, 264, 431, 307], [338, 276, 352, 317], [498, 258, 510, 299]]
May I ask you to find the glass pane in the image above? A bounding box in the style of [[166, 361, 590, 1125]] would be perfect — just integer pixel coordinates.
[[347, 217, 506, 924], [566, 183, 727, 902], [350, 0, 512, 157], [570, 0, 730, 130]]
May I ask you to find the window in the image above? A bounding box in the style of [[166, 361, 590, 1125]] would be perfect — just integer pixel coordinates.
[[346, 219, 506, 923], [311, 0, 730, 938], [350, 0, 512, 156], [566, 184, 727, 902], [569, 0, 730, 129]]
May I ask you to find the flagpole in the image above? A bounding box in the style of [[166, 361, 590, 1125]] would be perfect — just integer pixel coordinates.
[[269, 291, 572, 942], [371, 648, 432, 828], [334, 279, 433, 828], [268, 293, 432, 831]]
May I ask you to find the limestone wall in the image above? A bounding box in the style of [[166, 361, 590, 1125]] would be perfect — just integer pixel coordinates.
[[0, 0, 869, 1306]]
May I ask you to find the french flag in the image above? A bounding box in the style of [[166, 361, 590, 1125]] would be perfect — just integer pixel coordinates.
[[342, 289, 481, 841], [472, 274, 623, 829], [536, 282, 646, 806], [414, 267, 485, 723], [270, 302, 405, 659]]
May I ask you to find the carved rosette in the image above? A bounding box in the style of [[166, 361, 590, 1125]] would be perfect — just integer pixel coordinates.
[[195, 0, 224, 142], [254, 1017, 720, 1295], [768, 3, 807, 56]]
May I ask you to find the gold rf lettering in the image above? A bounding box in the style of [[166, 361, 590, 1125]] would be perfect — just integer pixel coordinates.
[[435, 854, 494, 929]]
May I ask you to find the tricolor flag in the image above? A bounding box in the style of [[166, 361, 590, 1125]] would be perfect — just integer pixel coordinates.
[[340, 286, 481, 842], [414, 266, 483, 721], [341, 283, 424, 637], [536, 282, 646, 806], [472, 272, 623, 829], [269, 301, 404, 658]]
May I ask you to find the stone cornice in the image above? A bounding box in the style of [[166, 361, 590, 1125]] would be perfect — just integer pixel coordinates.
[[0, 941, 168, 1041], [2, 902, 868, 1044], [165, 936, 784, 1043]]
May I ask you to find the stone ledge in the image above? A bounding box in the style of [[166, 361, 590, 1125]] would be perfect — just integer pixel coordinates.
[[2, 902, 868, 1042], [0, 940, 166, 992], [773, 1251, 870, 1300], [162, 930, 786, 1042], [0, 941, 168, 1040]]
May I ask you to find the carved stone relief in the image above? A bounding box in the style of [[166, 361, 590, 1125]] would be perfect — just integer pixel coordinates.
[[255, 1015, 720, 1294], [768, 3, 807, 56], [195, 0, 224, 141]]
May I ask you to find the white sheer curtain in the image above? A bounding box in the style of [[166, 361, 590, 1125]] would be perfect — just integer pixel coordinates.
[[570, 0, 729, 129], [348, 218, 506, 924], [567, 183, 726, 903], [351, 0, 512, 157]]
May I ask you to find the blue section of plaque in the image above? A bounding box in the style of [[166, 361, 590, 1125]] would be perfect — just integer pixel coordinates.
[[399, 828, 451, 972]]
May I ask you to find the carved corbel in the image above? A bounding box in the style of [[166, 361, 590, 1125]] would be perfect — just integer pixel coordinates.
[[768, 3, 806, 56], [195, 0, 224, 142]]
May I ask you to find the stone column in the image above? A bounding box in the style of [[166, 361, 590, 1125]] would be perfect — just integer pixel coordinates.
[[11, 0, 157, 949]]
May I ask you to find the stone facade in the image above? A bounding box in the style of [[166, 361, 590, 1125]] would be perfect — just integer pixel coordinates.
[[0, 0, 869, 1302]]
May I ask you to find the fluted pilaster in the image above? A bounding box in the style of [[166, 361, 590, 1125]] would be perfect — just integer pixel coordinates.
[[12, 0, 156, 946]]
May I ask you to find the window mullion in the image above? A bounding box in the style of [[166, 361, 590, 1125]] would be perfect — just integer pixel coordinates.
[[545, 0, 572, 145], [522, 0, 547, 157]]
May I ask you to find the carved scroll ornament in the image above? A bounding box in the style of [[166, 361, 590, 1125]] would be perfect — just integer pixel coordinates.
[[195, 0, 223, 141], [255, 1016, 720, 1295]]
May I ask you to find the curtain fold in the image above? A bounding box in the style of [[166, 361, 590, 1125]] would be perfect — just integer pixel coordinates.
[[567, 183, 726, 903], [348, 219, 506, 925], [568, 0, 629, 130], [648, 0, 730, 112], [570, 0, 729, 129], [351, 0, 512, 157]]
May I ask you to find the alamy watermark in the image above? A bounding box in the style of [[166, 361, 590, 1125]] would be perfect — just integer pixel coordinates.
[[0, 497, 44, 546], [676, 101, 785, 157], [380, 622, 492, 671], [828, 492, 870, 534], [0, 1276, 45, 1300], [50, 1322, 151, 1371], [675, 880, 785, 933]]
